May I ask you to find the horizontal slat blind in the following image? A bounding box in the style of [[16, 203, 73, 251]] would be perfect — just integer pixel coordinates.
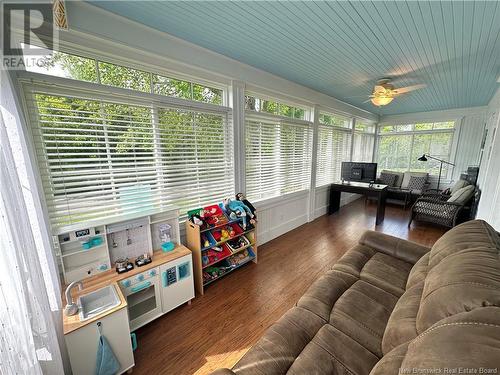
[[245, 114, 312, 201], [25, 88, 233, 230], [316, 125, 352, 187], [352, 132, 375, 162]]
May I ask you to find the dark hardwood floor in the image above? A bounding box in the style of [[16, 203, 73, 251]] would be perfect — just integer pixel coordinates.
[[131, 199, 446, 375]]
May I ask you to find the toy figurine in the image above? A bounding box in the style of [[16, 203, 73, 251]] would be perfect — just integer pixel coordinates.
[[236, 193, 257, 226], [220, 228, 230, 241], [224, 197, 255, 230]]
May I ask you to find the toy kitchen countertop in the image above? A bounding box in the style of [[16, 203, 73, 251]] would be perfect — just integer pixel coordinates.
[[62, 244, 192, 335]]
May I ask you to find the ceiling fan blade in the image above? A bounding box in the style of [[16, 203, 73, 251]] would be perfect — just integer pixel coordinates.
[[393, 84, 426, 95], [363, 99, 372, 103], [343, 95, 372, 99], [374, 85, 386, 93]]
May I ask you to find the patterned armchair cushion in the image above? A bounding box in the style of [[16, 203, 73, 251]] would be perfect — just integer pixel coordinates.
[[401, 172, 428, 189], [381, 170, 404, 188], [379, 172, 397, 187], [406, 176, 427, 192]]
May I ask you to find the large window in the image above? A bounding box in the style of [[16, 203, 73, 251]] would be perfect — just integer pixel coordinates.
[[315, 112, 352, 187], [377, 122, 455, 175], [24, 85, 232, 230], [245, 114, 312, 202]]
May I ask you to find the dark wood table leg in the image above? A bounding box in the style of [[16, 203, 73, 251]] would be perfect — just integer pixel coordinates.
[[328, 187, 341, 215], [375, 189, 387, 225]]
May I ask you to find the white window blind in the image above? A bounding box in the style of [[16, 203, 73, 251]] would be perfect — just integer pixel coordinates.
[[24, 85, 233, 230], [245, 114, 312, 201], [316, 114, 352, 187], [352, 121, 375, 163]]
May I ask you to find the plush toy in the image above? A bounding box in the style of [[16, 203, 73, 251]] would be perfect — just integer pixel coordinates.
[[224, 197, 255, 230], [236, 193, 257, 225], [190, 214, 204, 227]]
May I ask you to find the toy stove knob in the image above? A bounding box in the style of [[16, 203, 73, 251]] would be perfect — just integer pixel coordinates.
[[121, 279, 131, 288], [149, 269, 156, 277], [137, 274, 144, 282]]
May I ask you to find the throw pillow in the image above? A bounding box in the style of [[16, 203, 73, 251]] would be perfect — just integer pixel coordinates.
[[379, 172, 397, 187], [407, 175, 427, 192], [450, 179, 470, 194], [447, 185, 475, 204]]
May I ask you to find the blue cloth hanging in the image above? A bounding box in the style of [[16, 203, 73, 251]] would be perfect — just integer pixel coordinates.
[[95, 326, 120, 375]]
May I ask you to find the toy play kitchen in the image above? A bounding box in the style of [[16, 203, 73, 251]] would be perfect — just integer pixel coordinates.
[[60, 209, 195, 375]]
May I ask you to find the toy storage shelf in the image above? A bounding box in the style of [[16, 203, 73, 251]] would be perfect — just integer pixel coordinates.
[[186, 208, 257, 295]]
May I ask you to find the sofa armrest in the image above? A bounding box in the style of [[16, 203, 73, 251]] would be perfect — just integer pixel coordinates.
[[209, 369, 237, 375], [359, 230, 430, 264]]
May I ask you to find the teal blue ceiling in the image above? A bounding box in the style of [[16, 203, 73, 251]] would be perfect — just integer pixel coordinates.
[[88, 1, 500, 115]]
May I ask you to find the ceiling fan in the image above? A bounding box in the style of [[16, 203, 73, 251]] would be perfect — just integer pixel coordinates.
[[366, 78, 426, 106]]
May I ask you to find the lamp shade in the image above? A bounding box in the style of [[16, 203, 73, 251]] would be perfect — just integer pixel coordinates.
[[371, 96, 394, 106], [418, 154, 428, 162]]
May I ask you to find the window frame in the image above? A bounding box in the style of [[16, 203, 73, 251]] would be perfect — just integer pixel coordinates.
[[19, 71, 233, 234], [244, 91, 311, 121], [22, 43, 229, 107], [375, 121, 458, 179]]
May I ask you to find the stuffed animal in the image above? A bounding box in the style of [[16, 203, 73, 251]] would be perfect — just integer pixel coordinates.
[[236, 193, 257, 226], [224, 198, 255, 230]]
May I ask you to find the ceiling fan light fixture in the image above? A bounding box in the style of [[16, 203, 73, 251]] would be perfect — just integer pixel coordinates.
[[371, 96, 394, 106]]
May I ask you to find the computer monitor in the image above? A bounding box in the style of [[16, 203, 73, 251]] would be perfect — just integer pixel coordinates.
[[341, 162, 377, 182]]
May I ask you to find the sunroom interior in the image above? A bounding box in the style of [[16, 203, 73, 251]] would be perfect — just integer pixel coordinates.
[[1, 1, 500, 375]]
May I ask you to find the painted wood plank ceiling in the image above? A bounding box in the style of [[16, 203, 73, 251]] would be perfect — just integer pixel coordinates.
[[88, 1, 500, 115]]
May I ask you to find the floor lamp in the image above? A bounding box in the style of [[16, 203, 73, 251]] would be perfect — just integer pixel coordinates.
[[417, 154, 455, 191]]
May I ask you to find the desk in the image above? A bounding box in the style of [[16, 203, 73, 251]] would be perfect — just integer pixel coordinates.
[[329, 181, 388, 225]]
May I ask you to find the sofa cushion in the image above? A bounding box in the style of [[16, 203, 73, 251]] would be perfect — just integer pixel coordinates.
[[329, 280, 398, 357], [447, 184, 474, 204], [406, 175, 427, 192], [450, 179, 470, 194], [401, 171, 427, 189], [428, 220, 500, 269], [369, 342, 409, 375], [381, 170, 404, 188], [400, 307, 500, 373], [406, 253, 429, 289], [231, 306, 325, 374], [381, 283, 423, 354], [331, 245, 413, 297], [296, 270, 358, 321], [379, 172, 397, 187], [286, 324, 379, 375], [416, 245, 500, 333], [359, 230, 430, 265]]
